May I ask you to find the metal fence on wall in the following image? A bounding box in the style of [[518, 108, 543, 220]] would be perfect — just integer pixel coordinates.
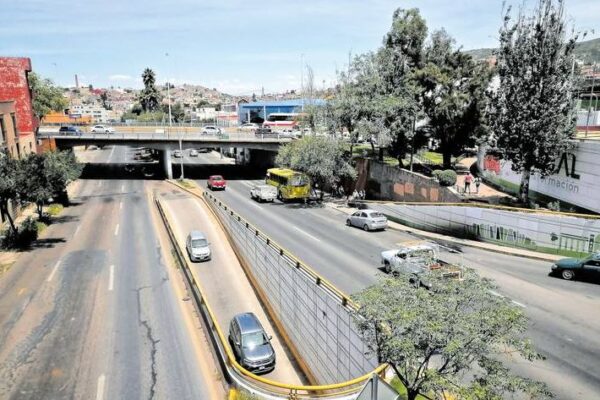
[[204, 192, 378, 385], [372, 203, 600, 258]]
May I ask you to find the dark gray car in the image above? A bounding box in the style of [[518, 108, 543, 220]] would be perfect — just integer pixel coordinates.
[[228, 312, 275, 373]]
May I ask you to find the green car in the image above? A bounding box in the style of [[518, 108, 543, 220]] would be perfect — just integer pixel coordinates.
[[550, 253, 600, 281]]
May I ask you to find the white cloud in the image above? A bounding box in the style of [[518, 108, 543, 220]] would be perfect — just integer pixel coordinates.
[[109, 74, 133, 81]]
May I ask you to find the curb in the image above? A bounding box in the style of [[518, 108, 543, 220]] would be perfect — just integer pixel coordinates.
[[324, 202, 560, 263]]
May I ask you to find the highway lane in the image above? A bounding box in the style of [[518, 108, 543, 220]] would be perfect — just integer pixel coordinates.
[[207, 178, 600, 400], [0, 147, 222, 399]]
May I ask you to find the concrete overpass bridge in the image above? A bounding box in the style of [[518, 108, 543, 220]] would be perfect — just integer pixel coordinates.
[[48, 131, 290, 178]]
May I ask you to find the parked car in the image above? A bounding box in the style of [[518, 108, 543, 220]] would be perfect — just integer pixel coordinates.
[[239, 123, 259, 132], [90, 125, 115, 133], [381, 242, 463, 288], [186, 231, 211, 262], [173, 149, 183, 158], [346, 209, 388, 231], [550, 252, 600, 281], [198, 148, 210, 153], [207, 175, 226, 190], [254, 126, 273, 136], [228, 312, 276, 373], [189, 149, 199, 157], [58, 126, 82, 136], [250, 184, 277, 202], [202, 126, 221, 135]]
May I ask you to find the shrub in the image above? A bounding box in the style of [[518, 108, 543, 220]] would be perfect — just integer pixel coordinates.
[[437, 170, 457, 186], [1, 217, 39, 249], [547, 201, 561, 212], [47, 203, 64, 216]]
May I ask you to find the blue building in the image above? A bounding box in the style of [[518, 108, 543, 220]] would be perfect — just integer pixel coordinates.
[[238, 99, 325, 124]]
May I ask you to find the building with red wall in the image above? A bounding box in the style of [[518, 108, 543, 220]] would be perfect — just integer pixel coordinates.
[[0, 57, 37, 155]]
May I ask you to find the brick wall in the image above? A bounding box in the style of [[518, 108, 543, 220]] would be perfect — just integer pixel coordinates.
[[0, 58, 37, 150]]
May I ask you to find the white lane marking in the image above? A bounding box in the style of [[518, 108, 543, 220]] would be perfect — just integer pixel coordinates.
[[108, 265, 114, 291], [96, 374, 106, 400], [114, 224, 120, 236], [108, 146, 116, 163], [119, 201, 123, 210], [97, 181, 102, 187], [293, 226, 320, 242], [121, 183, 125, 193], [73, 224, 81, 237], [488, 290, 503, 298], [512, 300, 527, 308], [47, 260, 61, 282]]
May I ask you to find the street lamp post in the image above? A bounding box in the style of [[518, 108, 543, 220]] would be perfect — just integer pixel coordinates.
[[166, 52, 183, 180], [585, 63, 597, 138]]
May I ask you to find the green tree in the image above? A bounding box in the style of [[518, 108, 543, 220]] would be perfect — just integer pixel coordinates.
[[352, 270, 552, 400], [415, 30, 490, 169], [100, 91, 112, 110], [276, 136, 356, 196], [28, 72, 68, 122], [490, 0, 579, 204], [163, 102, 185, 123], [138, 68, 161, 112], [16, 151, 82, 219], [0, 154, 18, 233]]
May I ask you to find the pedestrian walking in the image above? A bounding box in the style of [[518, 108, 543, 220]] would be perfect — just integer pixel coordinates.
[[474, 177, 481, 194], [464, 174, 472, 194]]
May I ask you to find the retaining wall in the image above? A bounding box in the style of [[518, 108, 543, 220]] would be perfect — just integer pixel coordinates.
[[372, 203, 600, 258], [204, 193, 378, 384]]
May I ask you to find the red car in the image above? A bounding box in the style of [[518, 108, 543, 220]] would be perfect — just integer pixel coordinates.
[[207, 175, 227, 190]]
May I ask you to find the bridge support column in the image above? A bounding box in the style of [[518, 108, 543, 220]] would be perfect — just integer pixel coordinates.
[[163, 149, 173, 179]]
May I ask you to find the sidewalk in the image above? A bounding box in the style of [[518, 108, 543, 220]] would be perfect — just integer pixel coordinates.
[[326, 202, 563, 263], [455, 157, 511, 201]]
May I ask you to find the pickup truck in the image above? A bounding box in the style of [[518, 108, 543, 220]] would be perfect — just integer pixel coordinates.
[[550, 252, 600, 281], [250, 184, 277, 202], [381, 242, 463, 288]]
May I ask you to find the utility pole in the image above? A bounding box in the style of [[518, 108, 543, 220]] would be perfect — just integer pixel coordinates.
[[166, 52, 183, 180], [300, 53, 305, 111]]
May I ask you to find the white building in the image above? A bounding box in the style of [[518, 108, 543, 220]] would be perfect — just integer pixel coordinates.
[[70, 105, 119, 123]]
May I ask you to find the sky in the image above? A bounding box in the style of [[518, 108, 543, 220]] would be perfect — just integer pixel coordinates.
[[1, 0, 598, 95]]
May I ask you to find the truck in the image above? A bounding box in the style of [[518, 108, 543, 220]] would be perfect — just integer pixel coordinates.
[[380, 242, 463, 289], [250, 184, 277, 202]]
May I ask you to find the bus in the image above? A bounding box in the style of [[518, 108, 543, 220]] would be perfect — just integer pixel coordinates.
[[265, 168, 311, 201], [263, 113, 306, 129]]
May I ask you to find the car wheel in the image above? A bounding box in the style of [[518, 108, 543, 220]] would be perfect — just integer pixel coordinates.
[[363, 224, 369, 231], [384, 261, 390, 273], [561, 269, 575, 280], [346, 219, 351, 226]]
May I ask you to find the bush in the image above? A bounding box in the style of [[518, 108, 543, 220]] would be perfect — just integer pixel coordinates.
[[1, 217, 39, 249], [47, 203, 64, 216], [435, 169, 457, 186]]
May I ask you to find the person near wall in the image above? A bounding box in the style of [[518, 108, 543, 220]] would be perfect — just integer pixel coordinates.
[[464, 174, 473, 194], [474, 177, 481, 194]]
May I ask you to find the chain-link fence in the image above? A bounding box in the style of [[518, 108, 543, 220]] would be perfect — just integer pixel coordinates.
[[204, 192, 378, 385]]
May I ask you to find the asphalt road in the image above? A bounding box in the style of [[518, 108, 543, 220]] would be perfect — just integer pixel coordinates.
[[206, 178, 600, 400], [0, 146, 222, 399]]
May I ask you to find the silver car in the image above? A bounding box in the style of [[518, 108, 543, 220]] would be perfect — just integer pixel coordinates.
[[346, 209, 388, 231], [202, 126, 221, 135], [186, 231, 211, 262], [229, 312, 275, 373]]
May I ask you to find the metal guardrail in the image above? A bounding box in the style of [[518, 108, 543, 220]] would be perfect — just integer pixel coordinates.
[[155, 188, 387, 399], [44, 131, 293, 143]]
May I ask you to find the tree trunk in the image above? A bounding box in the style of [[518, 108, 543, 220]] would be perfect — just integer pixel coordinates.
[[476, 142, 487, 174], [370, 141, 376, 157], [37, 202, 44, 220], [0, 201, 17, 233], [442, 151, 452, 170], [519, 168, 531, 205], [378, 147, 384, 162], [407, 389, 419, 400]]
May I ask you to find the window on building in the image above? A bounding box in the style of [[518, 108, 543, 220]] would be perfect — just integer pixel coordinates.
[[0, 115, 5, 143], [10, 113, 18, 135]]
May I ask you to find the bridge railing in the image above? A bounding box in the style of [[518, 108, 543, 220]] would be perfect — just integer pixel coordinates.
[[45, 130, 295, 142]]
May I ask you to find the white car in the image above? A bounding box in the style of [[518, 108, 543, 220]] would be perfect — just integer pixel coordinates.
[[90, 125, 115, 133], [173, 149, 183, 158], [189, 149, 199, 157], [239, 123, 258, 132], [202, 126, 221, 135], [250, 184, 277, 202]]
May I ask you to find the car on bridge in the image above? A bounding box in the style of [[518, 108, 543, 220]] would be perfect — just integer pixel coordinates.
[[186, 231, 211, 262], [173, 149, 183, 158], [189, 149, 199, 157], [90, 124, 115, 133], [239, 123, 259, 132], [207, 175, 226, 190], [202, 126, 222, 135], [550, 252, 600, 281], [58, 126, 83, 136], [229, 312, 276, 373]]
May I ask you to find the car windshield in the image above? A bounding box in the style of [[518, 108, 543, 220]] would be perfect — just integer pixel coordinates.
[[368, 212, 384, 218], [191, 239, 207, 248], [289, 175, 308, 187], [242, 331, 267, 349], [212, 176, 223, 181]]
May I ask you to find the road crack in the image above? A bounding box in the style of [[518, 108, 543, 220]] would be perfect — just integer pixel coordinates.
[[135, 286, 160, 400]]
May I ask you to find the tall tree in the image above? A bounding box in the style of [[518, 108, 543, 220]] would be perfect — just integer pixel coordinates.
[[276, 136, 356, 196], [138, 68, 161, 112], [28, 72, 68, 122], [352, 270, 552, 400], [0, 154, 18, 233], [415, 30, 490, 169], [490, 0, 579, 204]]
